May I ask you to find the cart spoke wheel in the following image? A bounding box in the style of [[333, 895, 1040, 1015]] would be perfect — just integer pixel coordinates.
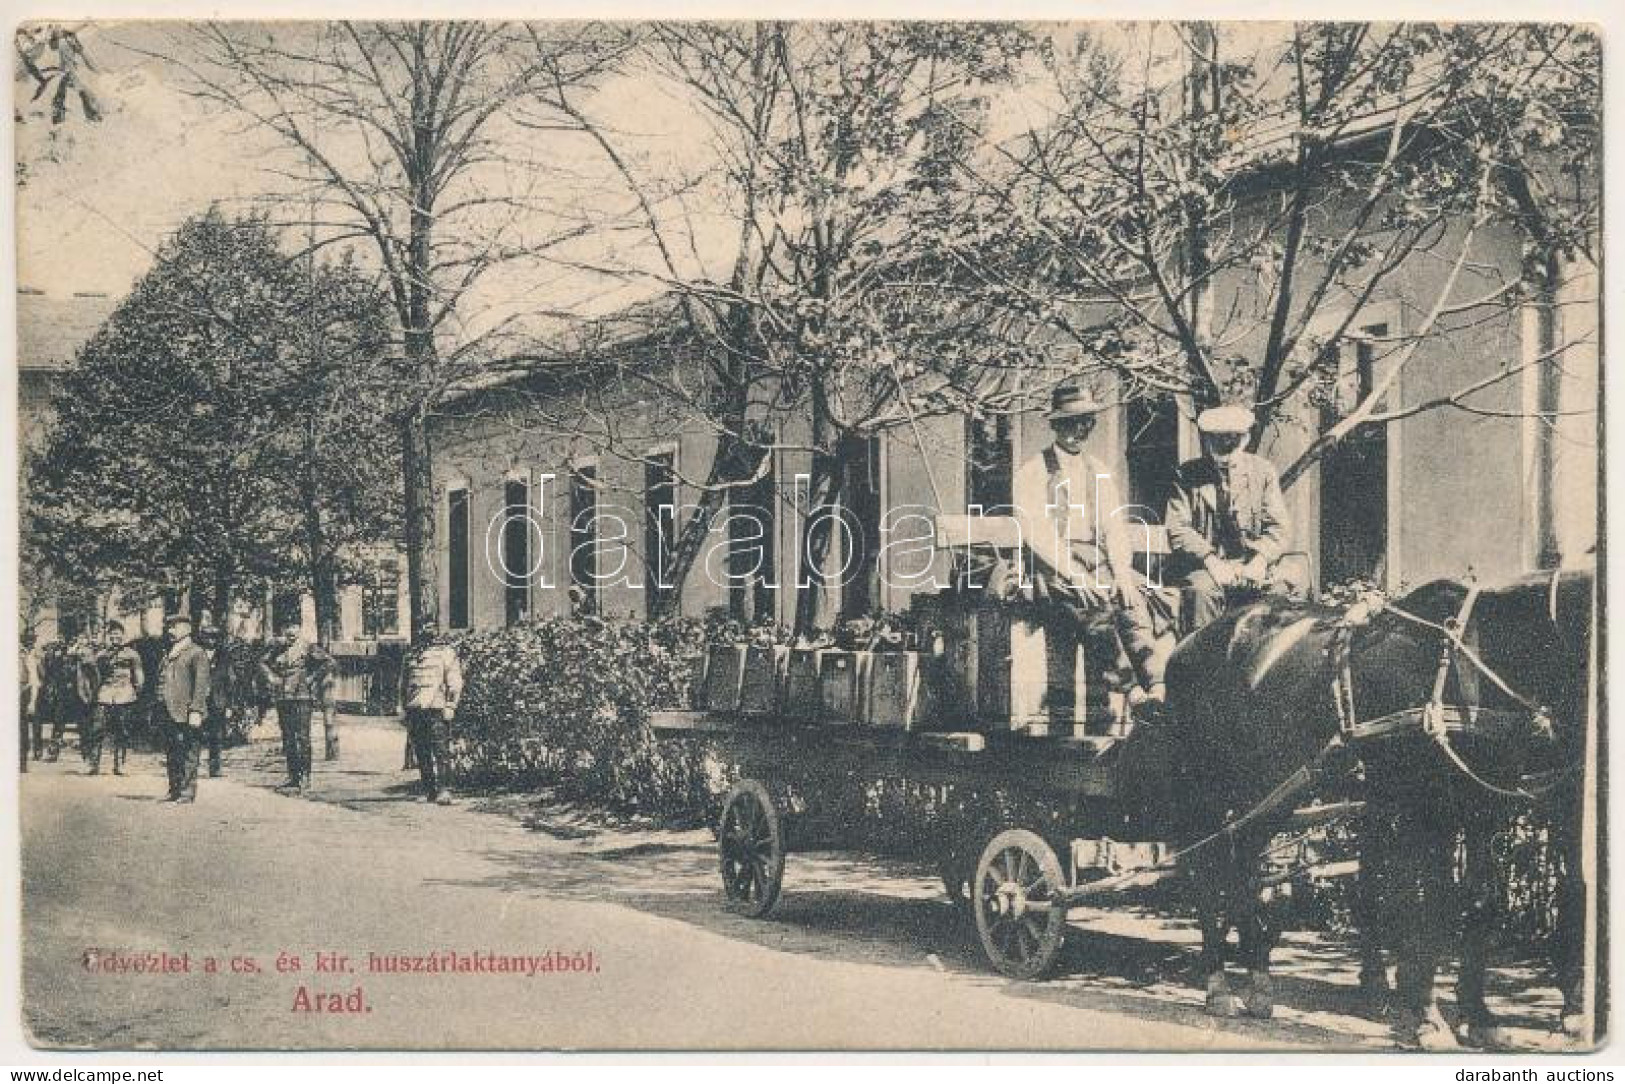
[[972, 829, 1067, 980], [718, 779, 785, 918]]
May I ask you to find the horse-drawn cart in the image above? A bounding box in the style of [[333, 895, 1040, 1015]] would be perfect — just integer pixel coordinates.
[[651, 644, 1358, 982], [651, 535, 1593, 1046]]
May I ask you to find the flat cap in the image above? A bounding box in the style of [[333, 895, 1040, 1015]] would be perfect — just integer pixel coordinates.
[[1197, 403, 1254, 435]]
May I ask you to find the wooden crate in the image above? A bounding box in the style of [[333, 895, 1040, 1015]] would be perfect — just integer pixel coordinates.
[[699, 644, 746, 712], [912, 595, 1013, 729], [739, 645, 789, 716], [783, 648, 825, 720], [911, 592, 1107, 733], [818, 650, 869, 724], [864, 651, 921, 729]]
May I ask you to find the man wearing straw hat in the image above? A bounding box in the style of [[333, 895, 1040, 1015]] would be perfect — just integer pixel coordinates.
[[1011, 381, 1169, 721]]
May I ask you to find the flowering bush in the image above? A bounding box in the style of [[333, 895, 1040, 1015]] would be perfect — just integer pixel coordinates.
[[442, 615, 731, 822]]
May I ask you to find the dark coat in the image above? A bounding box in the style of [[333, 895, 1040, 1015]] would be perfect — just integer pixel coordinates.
[[157, 639, 212, 725]]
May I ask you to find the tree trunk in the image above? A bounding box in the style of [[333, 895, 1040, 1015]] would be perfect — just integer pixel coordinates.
[[648, 432, 761, 622], [792, 446, 843, 637], [301, 415, 341, 644], [400, 410, 438, 641], [1180, 21, 1220, 409], [211, 566, 230, 633]]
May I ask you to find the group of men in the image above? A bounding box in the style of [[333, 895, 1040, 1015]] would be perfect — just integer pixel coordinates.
[[1011, 382, 1291, 710], [18, 611, 355, 804]]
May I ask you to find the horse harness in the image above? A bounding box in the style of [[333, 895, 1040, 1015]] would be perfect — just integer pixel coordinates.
[[1327, 577, 1574, 801]]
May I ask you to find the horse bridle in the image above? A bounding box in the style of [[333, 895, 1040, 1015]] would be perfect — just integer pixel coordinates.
[[1332, 582, 1578, 802]]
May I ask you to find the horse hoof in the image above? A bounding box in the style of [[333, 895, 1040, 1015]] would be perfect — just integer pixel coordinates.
[[1395, 1016, 1461, 1052], [1204, 974, 1241, 1018], [1464, 1023, 1516, 1050], [1242, 972, 1274, 1019]]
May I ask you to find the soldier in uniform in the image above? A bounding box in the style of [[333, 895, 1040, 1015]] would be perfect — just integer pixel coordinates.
[[89, 622, 145, 776], [196, 621, 229, 779], [1011, 382, 1170, 721], [48, 628, 99, 763], [20, 629, 39, 773], [1164, 403, 1292, 631], [156, 613, 211, 803], [261, 617, 334, 794], [400, 622, 464, 806]]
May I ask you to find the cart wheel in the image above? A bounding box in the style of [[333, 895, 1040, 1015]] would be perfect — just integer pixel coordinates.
[[973, 829, 1067, 980], [718, 779, 785, 917]]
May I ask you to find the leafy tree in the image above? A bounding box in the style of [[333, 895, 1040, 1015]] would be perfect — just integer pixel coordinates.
[[26, 209, 399, 628], [163, 22, 630, 640], [14, 23, 104, 187], [552, 22, 1036, 630], [954, 22, 1600, 487]]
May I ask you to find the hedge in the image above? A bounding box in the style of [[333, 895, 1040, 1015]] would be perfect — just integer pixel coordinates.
[[442, 615, 734, 822], [440, 614, 1570, 954]]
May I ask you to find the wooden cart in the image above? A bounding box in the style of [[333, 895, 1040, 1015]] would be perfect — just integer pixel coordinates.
[[649, 707, 1312, 981]]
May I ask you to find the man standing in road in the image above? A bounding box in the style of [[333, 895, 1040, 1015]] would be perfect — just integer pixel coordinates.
[[20, 628, 39, 773], [262, 617, 334, 794], [89, 622, 145, 776], [196, 621, 230, 779], [1164, 403, 1293, 631], [400, 622, 464, 806], [156, 613, 211, 803], [45, 627, 98, 763]]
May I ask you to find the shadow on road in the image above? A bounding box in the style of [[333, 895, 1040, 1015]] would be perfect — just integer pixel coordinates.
[[269, 719, 1567, 1051], [421, 839, 1392, 1049]]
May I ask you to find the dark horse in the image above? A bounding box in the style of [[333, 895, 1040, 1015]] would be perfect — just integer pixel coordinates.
[[1163, 567, 1594, 1048]]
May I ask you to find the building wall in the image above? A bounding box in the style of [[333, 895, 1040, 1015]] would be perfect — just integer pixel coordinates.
[[428, 239, 1598, 628]]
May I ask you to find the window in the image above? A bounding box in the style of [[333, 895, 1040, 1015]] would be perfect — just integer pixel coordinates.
[[569, 464, 599, 616], [644, 452, 676, 614], [272, 586, 303, 632], [447, 486, 470, 629], [965, 413, 1013, 511], [728, 449, 777, 622], [839, 434, 883, 619], [361, 559, 401, 639], [1125, 394, 1180, 516], [1319, 325, 1389, 587], [502, 476, 531, 626]]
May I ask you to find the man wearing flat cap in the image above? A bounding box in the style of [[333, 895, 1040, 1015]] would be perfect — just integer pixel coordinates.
[[1164, 402, 1291, 631], [1011, 382, 1168, 721], [156, 613, 211, 803]]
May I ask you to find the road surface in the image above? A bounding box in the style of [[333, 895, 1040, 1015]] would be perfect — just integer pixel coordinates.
[[20, 714, 1567, 1051]]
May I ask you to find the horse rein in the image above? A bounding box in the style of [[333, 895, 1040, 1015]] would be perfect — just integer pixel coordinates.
[[1335, 584, 1578, 802]]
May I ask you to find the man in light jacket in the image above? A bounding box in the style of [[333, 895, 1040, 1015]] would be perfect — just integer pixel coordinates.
[[1011, 382, 1170, 718], [90, 622, 145, 776], [261, 617, 334, 795], [1164, 403, 1292, 631], [400, 622, 464, 806], [156, 613, 211, 803]]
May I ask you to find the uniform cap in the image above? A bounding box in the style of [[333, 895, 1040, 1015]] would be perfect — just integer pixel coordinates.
[[1197, 403, 1255, 435]]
